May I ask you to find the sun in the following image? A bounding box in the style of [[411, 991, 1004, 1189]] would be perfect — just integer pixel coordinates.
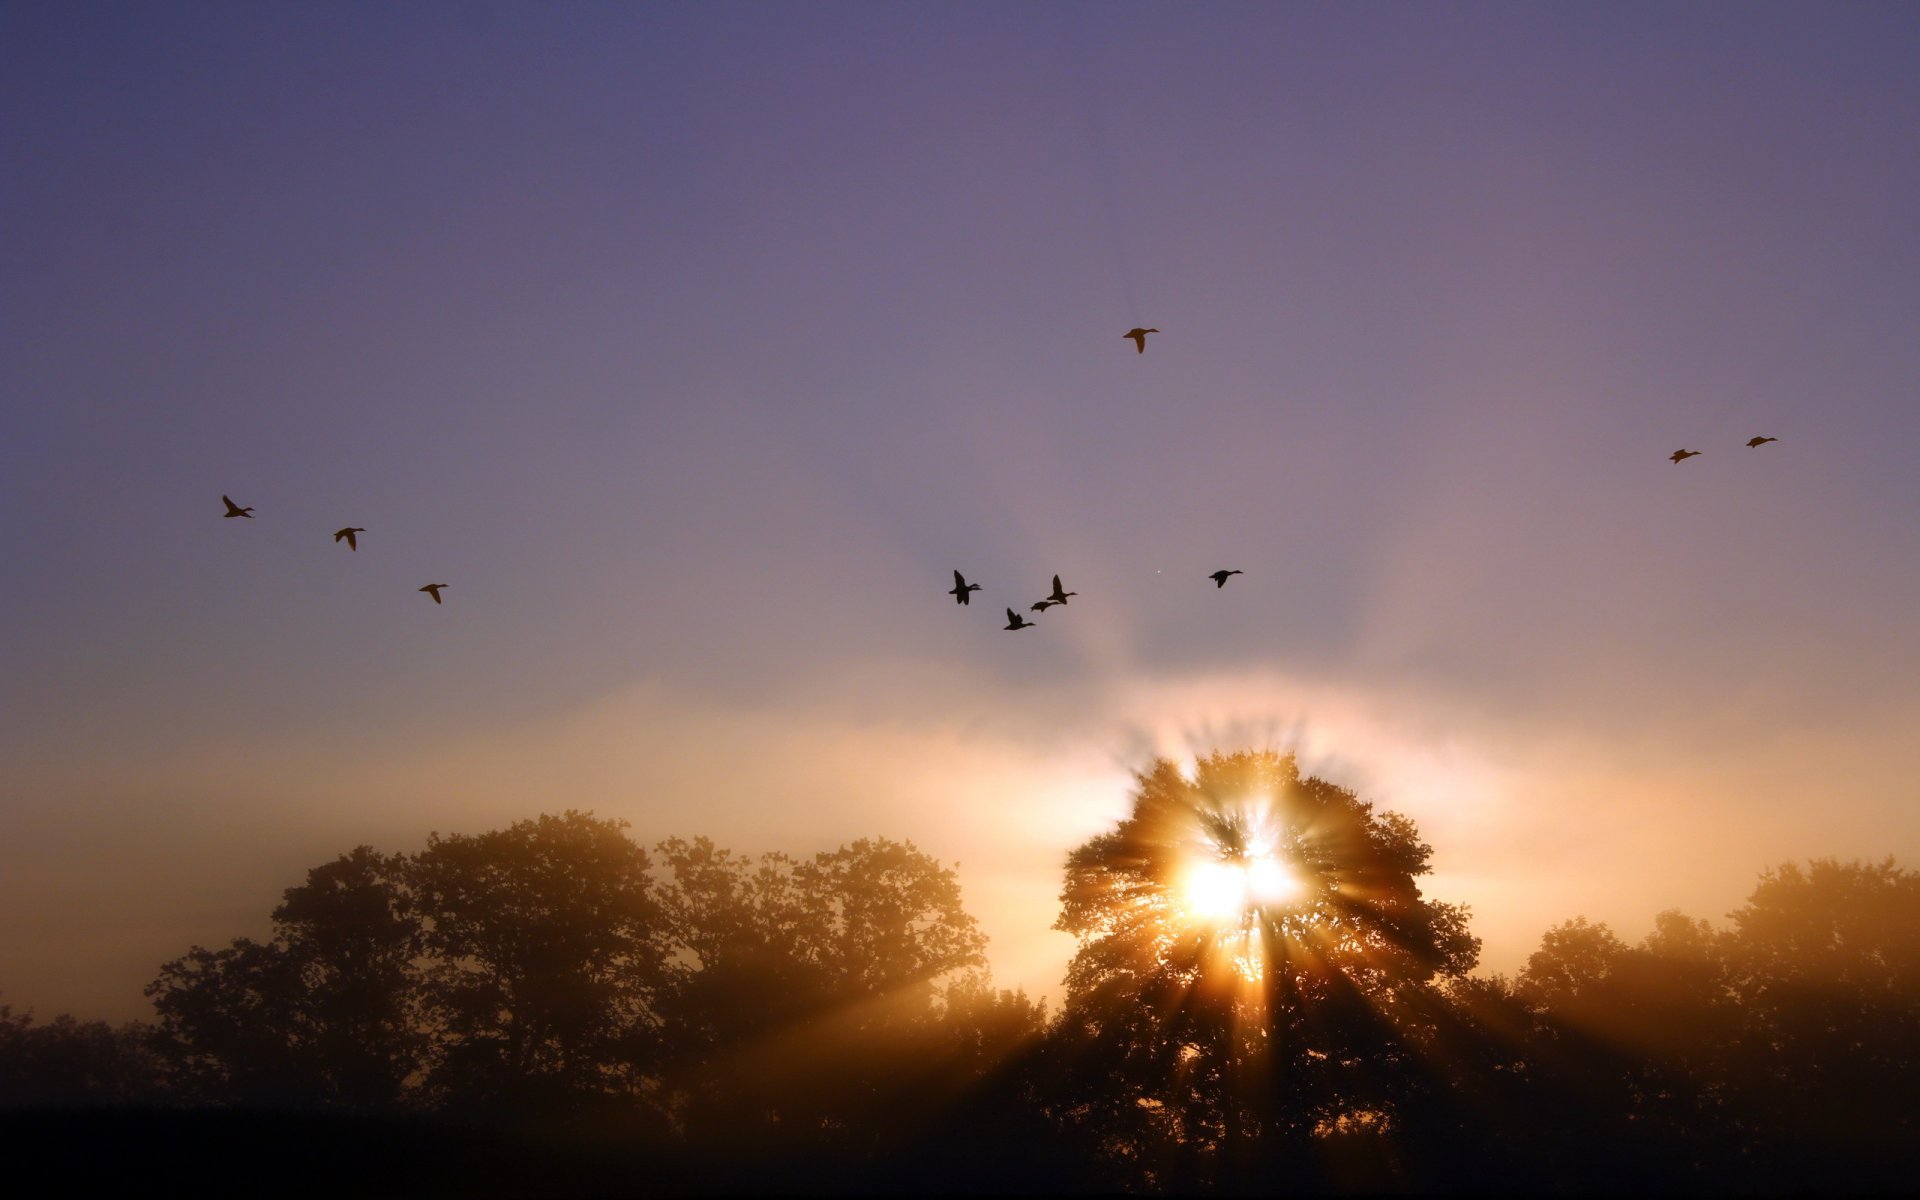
[[1179, 849, 1305, 924]]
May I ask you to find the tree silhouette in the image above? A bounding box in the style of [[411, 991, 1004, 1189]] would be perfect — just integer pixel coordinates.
[[1452, 858, 1920, 1191], [1721, 858, 1920, 1186], [408, 811, 668, 1119], [0, 1003, 162, 1108], [1047, 751, 1478, 1190], [95, 796, 1918, 1192], [652, 835, 998, 1162], [147, 846, 420, 1109]]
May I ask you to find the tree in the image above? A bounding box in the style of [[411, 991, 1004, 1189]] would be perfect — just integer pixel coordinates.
[[1491, 860, 1920, 1192], [408, 811, 669, 1118], [0, 1002, 163, 1108], [1047, 751, 1479, 1190], [1721, 858, 1920, 1186], [651, 835, 991, 1160], [146, 846, 421, 1109]]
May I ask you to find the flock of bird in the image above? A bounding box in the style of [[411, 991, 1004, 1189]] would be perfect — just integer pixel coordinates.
[[1670, 435, 1779, 463], [220, 326, 1783, 618], [938, 326, 1259, 632], [220, 494, 448, 604], [949, 565, 1244, 633], [939, 327, 1786, 634]]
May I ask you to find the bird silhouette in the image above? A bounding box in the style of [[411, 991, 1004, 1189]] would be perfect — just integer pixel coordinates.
[[1124, 327, 1159, 354], [1046, 574, 1077, 605], [949, 570, 983, 605], [1670, 449, 1702, 463], [333, 527, 365, 551], [1209, 569, 1243, 588], [1031, 599, 1060, 613], [1746, 436, 1778, 448], [221, 495, 254, 519], [1004, 608, 1036, 630], [419, 583, 449, 604]]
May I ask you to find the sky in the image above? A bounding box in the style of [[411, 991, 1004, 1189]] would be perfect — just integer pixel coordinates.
[[4, 1, 1919, 1023]]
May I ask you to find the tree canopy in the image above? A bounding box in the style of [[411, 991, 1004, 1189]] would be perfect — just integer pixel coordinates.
[[1048, 750, 1480, 1189], [8, 768, 1919, 1194]]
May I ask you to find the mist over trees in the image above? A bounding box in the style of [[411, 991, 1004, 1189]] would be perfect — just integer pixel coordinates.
[[4, 755, 1918, 1194]]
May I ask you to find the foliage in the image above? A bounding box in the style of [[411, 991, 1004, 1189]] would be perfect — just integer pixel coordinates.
[[408, 812, 667, 1117], [0, 1002, 163, 1108], [133, 811, 1012, 1161], [146, 846, 420, 1110], [1047, 750, 1479, 1189], [651, 834, 994, 1154], [8, 763, 1915, 1193]]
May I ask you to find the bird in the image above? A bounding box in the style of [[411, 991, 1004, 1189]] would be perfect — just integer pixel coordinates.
[[419, 583, 449, 604], [1004, 608, 1036, 631], [221, 495, 254, 519], [949, 570, 982, 605], [1670, 449, 1702, 464], [1209, 569, 1243, 588], [333, 527, 366, 551], [1046, 574, 1077, 606], [1031, 599, 1060, 613], [1746, 436, 1778, 448], [1123, 327, 1160, 354]]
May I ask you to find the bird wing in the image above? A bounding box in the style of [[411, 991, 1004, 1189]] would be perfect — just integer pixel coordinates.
[[223, 495, 241, 514], [346, 531, 358, 550], [953, 570, 966, 588]]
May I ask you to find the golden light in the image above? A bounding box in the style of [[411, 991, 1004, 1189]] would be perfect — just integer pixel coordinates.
[[1183, 860, 1248, 922], [1179, 849, 1305, 925], [1247, 855, 1303, 905]]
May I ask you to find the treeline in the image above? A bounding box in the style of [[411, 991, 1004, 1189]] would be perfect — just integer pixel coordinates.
[[3, 758, 1917, 1194]]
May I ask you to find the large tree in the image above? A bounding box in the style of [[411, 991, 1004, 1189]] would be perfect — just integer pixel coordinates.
[[1048, 751, 1479, 1189], [146, 846, 421, 1109], [651, 835, 996, 1158], [1721, 857, 1920, 1185], [1478, 858, 1920, 1192], [408, 811, 669, 1117]]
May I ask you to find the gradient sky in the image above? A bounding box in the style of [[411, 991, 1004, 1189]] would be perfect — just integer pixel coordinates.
[[5, 1, 1919, 1022]]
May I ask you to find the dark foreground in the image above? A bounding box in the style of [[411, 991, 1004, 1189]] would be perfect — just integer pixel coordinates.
[[7, 1104, 1918, 1197]]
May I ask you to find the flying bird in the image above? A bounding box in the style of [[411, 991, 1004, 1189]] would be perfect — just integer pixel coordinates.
[[419, 583, 449, 604], [949, 570, 982, 605], [1746, 436, 1778, 448], [1031, 599, 1059, 613], [1046, 574, 1077, 606], [1004, 608, 1035, 631], [1123, 327, 1160, 354], [1670, 449, 1702, 463], [333, 527, 366, 551], [1209, 569, 1243, 588], [221, 495, 254, 518]]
